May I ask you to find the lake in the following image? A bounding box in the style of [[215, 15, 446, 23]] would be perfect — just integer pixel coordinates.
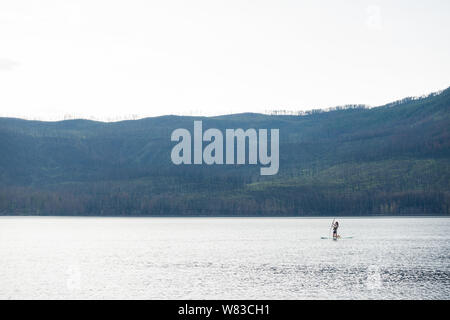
[[0, 217, 449, 299]]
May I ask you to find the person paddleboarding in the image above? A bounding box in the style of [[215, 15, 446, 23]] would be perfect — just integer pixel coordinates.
[[332, 220, 339, 239]]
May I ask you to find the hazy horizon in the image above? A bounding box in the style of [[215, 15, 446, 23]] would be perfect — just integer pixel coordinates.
[[1, 0, 450, 121], [0, 85, 446, 122]]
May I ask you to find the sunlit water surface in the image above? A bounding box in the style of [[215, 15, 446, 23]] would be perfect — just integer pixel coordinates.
[[0, 217, 449, 299]]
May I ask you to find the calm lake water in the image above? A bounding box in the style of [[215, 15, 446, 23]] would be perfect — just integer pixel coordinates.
[[0, 217, 449, 299]]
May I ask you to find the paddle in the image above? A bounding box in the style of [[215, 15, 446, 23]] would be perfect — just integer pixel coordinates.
[[330, 218, 335, 238]]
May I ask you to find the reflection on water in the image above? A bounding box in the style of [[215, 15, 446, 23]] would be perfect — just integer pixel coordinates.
[[0, 217, 449, 299]]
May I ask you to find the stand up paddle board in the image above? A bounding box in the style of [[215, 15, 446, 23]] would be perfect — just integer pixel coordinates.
[[320, 236, 354, 239]]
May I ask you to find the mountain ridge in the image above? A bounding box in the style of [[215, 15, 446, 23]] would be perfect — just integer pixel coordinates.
[[0, 87, 449, 216]]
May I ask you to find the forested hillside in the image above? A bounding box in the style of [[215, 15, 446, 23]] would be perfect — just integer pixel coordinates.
[[1, 88, 449, 216]]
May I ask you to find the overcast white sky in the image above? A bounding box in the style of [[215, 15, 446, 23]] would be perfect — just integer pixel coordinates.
[[0, 0, 449, 120]]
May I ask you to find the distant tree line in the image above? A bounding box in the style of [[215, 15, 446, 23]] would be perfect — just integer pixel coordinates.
[[0, 87, 449, 216]]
